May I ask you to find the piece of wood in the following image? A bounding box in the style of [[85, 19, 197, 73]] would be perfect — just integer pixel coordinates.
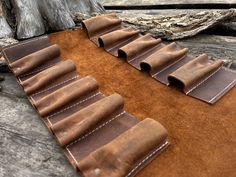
[[100, 0, 236, 6], [0, 0, 105, 39]]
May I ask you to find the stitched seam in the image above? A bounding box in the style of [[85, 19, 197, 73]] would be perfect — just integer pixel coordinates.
[[20, 64, 55, 78], [2, 36, 48, 65], [66, 147, 79, 167], [46, 92, 100, 119], [125, 141, 169, 177], [209, 79, 236, 103], [186, 67, 222, 95], [152, 56, 185, 77], [31, 75, 79, 97], [66, 111, 126, 148], [4, 36, 48, 50]]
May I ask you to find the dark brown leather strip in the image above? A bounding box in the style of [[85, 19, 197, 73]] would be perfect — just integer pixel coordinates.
[[76, 118, 168, 177], [9, 44, 60, 76], [168, 54, 224, 93], [140, 42, 189, 76], [98, 27, 140, 56], [2, 35, 169, 177], [51, 93, 124, 147], [118, 34, 162, 69], [82, 13, 122, 45], [82, 14, 236, 104], [34, 76, 99, 117], [21, 60, 76, 94]]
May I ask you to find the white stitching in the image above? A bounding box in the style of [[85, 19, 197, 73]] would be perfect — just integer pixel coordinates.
[[20, 64, 55, 78], [125, 141, 169, 177], [209, 79, 236, 103], [46, 92, 100, 120], [186, 67, 222, 95], [3, 36, 48, 50], [31, 75, 79, 97], [66, 111, 126, 147], [66, 147, 79, 167]]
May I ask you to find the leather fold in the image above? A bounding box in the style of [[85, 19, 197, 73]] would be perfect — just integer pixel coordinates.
[[76, 118, 168, 177], [118, 34, 161, 63], [140, 42, 189, 75], [168, 54, 224, 93], [98, 27, 139, 56], [51, 93, 124, 147], [21, 60, 76, 94], [9, 44, 60, 76], [82, 13, 122, 45], [34, 76, 99, 117]]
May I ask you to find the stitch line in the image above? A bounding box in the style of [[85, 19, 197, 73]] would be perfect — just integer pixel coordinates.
[[2, 36, 48, 64], [125, 141, 169, 177], [152, 56, 186, 77], [46, 92, 100, 119], [31, 75, 79, 97], [209, 79, 236, 103], [66, 111, 126, 148], [66, 147, 79, 167], [186, 67, 222, 95], [4, 36, 48, 50], [20, 64, 55, 78]]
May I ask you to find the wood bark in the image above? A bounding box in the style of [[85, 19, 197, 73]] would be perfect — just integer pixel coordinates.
[[0, 0, 105, 39]]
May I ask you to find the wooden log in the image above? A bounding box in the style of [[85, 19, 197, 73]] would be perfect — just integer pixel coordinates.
[[0, 0, 105, 39]]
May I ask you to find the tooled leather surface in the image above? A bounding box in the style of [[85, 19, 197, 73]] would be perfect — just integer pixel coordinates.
[[2, 36, 169, 177]]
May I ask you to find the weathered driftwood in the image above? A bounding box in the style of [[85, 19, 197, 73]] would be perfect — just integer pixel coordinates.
[[118, 9, 236, 40], [0, 1, 13, 39], [0, 0, 105, 39]]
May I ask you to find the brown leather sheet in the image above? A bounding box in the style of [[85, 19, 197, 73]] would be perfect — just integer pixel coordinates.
[[48, 29, 236, 177], [82, 14, 236, 104], [2, 36, 169, 177]]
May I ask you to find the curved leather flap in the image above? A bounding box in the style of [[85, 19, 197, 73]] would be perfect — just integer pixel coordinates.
[[98, 27, 139, 56], [140, 42, 189, 75], [76, 118, 168, 177], [82, 13, 122, 40], [9, 44, 60, 76], [34, 76, 99, 117], [118, 34, 161, 61], [168, 54, 224, 93], [21, 60, 76, 94], [51, 93, 124, 147]]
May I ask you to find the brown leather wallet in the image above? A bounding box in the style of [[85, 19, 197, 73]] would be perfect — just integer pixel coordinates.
[[82, 13, 236, 104], [2, 36, 169, 177]]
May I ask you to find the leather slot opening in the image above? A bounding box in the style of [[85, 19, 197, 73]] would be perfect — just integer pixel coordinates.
[[21, 60, 76, 95], [98, 27, 139, 56], [118, 34, 161, 62], [51, 93, 124, 147], [9, 44, 60, 76], [140, 42, 189, 75], [168, 54, 224, 93], [76, 118, 168, 177], [34, 76, 99, 117], [82, 13, 122, 40]]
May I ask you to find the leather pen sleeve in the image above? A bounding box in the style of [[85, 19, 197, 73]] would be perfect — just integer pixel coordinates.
[[82, 13, 122, 42], [51, 93, 124, 147], [168, 54, 224, 93], [21, 60, 76, 94], [34, 76, 99, 117], [118, 34, 161, 62], [76, 118, 168, 177], [9, 44, 60, 76], [140, 42, 189, 75]]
